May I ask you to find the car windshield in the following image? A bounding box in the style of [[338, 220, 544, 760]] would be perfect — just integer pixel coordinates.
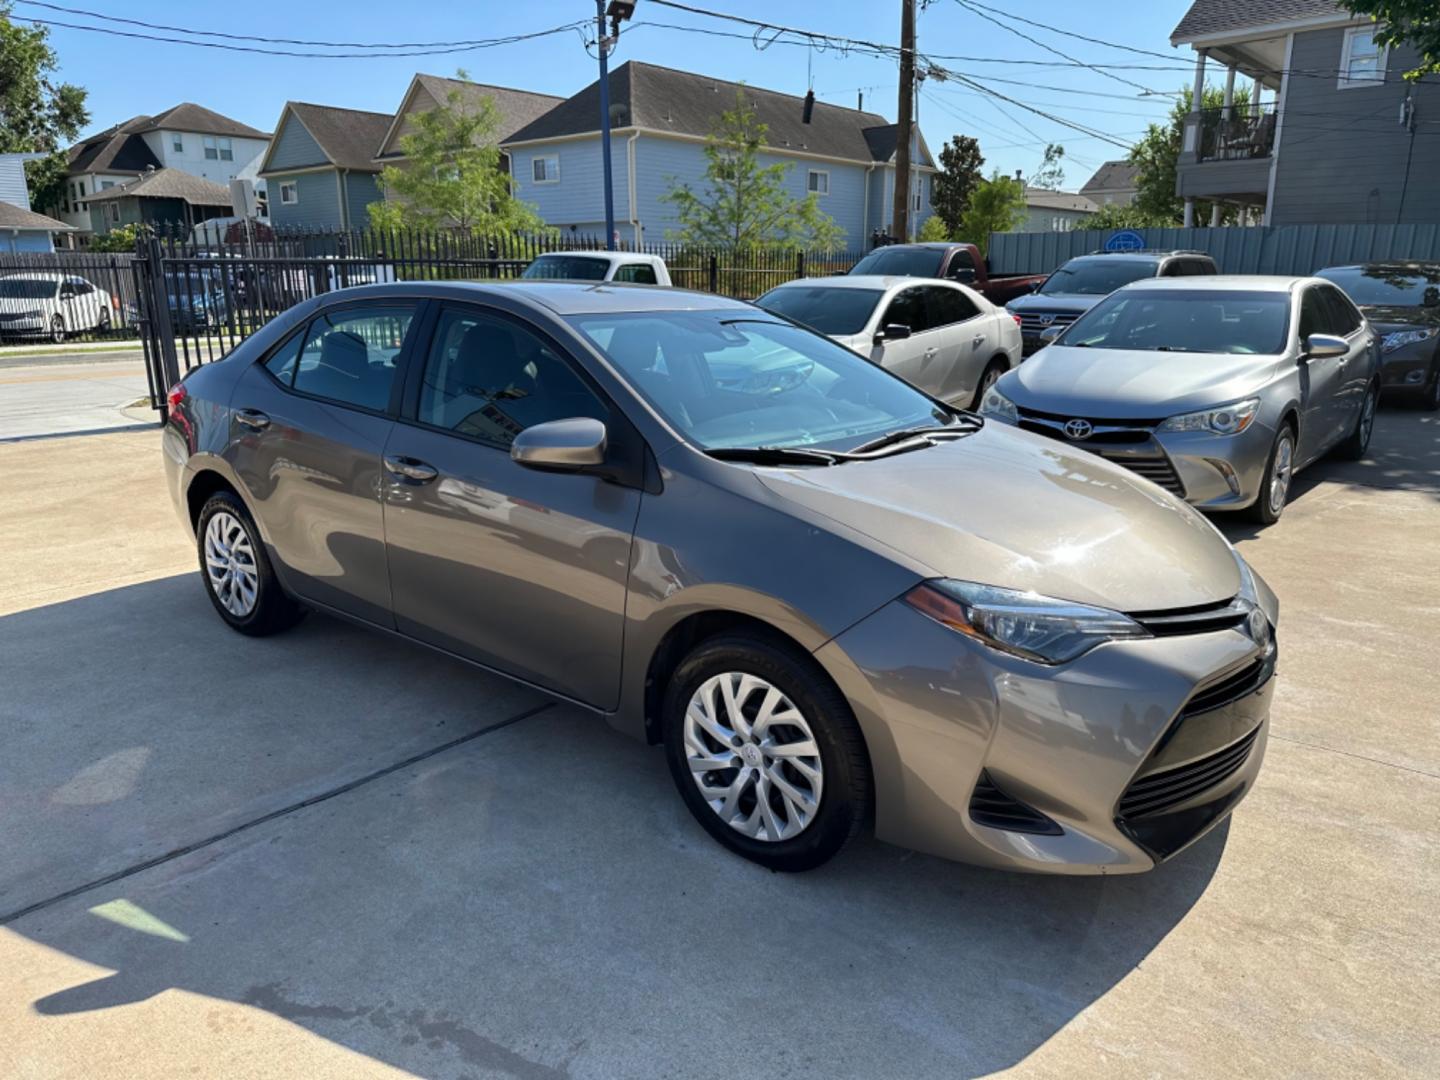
[[1316, 266, 1440, 308], [1062, 289, 1292, 355], [522, 255, 610, 281], [0, 278, 57, 299], [568, 310, 952, 452], [754, 286, 883, 336], [848, 247, 944, 278], [1039, 258, 1158, 296]]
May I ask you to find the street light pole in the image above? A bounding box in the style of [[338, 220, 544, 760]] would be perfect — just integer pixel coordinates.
[[597, 0, 617, 250]]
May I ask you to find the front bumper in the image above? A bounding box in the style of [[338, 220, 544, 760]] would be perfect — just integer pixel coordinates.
[[0, 316, 49, 335], [817, 594, 1276, 874], [1379, 345, 1435, 395]]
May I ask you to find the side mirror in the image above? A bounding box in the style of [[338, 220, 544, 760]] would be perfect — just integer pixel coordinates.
[[1039, 325, 1064, 344], [1031, 280, 1043, 293], [950, 268, 976, 284], [874, 323, 912, 345], [511, 417, 607, 471], [1303, 333, 1348, 360], [59, 287, 76, 300]]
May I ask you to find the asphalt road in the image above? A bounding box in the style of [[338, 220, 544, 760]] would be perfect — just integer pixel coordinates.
[[0, 413, 1436, 1078]]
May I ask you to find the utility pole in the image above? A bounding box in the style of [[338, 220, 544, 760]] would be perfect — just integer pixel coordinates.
[[597, 2, 637, 251], [891, 0, 916, 242]]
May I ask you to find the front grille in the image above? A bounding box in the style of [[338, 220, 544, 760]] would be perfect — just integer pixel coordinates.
[[1113, 454, 1186, 496], [1118, 725, 1261, 819], [969, 771, 1062, 835], [1183, 652, 1273, 715], [1014, 408, 1186, 497], [1130, 597, 1251, 637], [1017, 311, 1081, 336]]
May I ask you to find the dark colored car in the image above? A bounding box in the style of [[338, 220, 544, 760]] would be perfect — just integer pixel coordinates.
[[1007, 251, 1219, 356], [1315, 263, 1440, 409], [847, 243, 1046, 305]]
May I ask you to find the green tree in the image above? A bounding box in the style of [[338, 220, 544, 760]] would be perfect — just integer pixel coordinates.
[[957, 171, 1027, 256], [89, 222, 148, 252], [1028, 143, 1066, 190], [918, 214, 951, 241], [930, 134, 985, 236], [662, 89, 844, 249], [1342, 2, 1440, 79], [1130, 85, 1250, 226], [0, 3, 88, 214], [1069, 203, 1173, 232], [368, 72, 545, 233]]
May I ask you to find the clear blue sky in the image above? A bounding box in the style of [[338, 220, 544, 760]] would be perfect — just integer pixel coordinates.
[[27, 0, 1200, 189]]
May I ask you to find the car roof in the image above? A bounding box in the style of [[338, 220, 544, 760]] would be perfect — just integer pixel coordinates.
[[314, 280, 752, 316], [1115, 275, 1308, 292], [767, 275, 919, 292], [1318, 261, 1440, 274], [534, 250, 658, 262]]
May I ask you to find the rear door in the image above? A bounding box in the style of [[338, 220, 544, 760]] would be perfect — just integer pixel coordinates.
[[226, 300, 420, 625], [922, 284, 989, 404], [1317, 283, 1372, 442], [871, 286, 936, 393]]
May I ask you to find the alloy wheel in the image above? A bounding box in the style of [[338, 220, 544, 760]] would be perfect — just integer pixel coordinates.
[[50, 315, 64, 344], [683, 672, 823, 842], [1359, 386, 1377, 448], [1269, 433, 1294, 516], [204, 511, 259, 617]]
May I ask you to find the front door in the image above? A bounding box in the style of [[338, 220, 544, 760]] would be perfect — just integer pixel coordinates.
[[226, 301, 419, 626], [1294, 287, 1349, 462], [381, 303, 642, 708]]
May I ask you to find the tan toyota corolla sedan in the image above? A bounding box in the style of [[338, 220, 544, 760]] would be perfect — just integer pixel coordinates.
[[163, 281, 1278, 873]]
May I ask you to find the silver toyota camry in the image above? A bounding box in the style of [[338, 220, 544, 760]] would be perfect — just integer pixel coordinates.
[[163, 281, 1277, 874], [981, 276, 1380, 523]]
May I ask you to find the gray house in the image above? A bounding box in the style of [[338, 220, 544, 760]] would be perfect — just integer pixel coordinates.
[[0, 152, 71, 252], [1079, 161, 1140, 207], [259, 103, 395, 230], [1172, 0, 1440, 226]]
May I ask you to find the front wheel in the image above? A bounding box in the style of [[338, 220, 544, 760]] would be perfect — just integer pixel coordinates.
[[196, 491, 306, 636], [969, 360, 1008, 411], [1419, 364, 1440, 412], [49, 315, 65, 343], [1334, 381, 1378, 461], [662, 633, 871, 872], [96, 307, 111, 332], [1245, 426, 1296, 525]]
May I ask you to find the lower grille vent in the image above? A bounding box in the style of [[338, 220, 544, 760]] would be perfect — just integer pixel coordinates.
[[970, 771, 1062, 835], [1118, 726, 1261, 820]]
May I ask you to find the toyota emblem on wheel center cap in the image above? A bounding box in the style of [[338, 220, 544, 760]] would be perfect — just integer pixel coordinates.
[[1064, 418, 1093, 440]]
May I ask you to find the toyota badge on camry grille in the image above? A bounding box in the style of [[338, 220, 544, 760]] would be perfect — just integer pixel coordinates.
[[1064, 418, 1093, 440]]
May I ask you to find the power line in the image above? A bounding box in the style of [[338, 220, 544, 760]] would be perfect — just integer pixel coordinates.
[[953, 0, 1190, 62]]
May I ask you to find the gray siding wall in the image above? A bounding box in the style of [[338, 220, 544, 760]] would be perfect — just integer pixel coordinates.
[[344, 171, 383, 227], [267, 170, 343, 229], [266, 115, 328, 172], [1272, 30, 1440, 225], [0, 156, 31, 208]]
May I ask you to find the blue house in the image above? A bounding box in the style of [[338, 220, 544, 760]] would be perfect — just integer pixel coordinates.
[[503, 62, 936, 248], [259, 103, 394, 230], [0, 153, 72, 253]]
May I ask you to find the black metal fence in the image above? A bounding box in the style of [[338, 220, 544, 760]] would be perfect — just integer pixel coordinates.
[[77, 225, 864, 410]]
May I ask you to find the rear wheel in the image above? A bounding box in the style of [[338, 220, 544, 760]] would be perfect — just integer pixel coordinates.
[[49, 315, 65, 343], [196, 491, 305, 636], [1334, 381, 1378, 461], [969, 359, 1008, 411], [96, 307, 111, 332], [1245, 425, 1295, 525], [662, 633, 871, 872]]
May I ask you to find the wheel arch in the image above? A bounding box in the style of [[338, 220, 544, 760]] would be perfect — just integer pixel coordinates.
[[181, 457, 271, 544]]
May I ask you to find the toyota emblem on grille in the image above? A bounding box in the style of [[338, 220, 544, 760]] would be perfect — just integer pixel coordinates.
[[1039, 314, 1056, 326], [1063, 418, 1093, 440]]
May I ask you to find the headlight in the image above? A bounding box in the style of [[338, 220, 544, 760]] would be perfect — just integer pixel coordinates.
[[1157, 397, 1260, 435], [1381, 327, 1438, 354], [979, 386, 1017, 422], [904, 579, 1149, 665]]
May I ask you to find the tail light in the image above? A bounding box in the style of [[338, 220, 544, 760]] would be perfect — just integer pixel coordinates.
[[1011, 313, 1023, 328], [166, 381, 187, 412], [111, 294, 120, 310]]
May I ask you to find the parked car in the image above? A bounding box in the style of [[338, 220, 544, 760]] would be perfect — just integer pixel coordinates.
[[846, 242, 1046, 305], [0, 272, 116, 342], [1315, 262, 1440, 409], [163, 280, 1278, 874], [755, 275, 1022, 408], [1007, 250, 1218, 356], [522, 251, 671, 286], [982, 276, 1380, 524]]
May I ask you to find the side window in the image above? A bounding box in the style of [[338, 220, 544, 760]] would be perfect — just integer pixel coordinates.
[[613, 263, 658, 285], [290, 305, 415, 411], [1193, 259, 1218, 276], [923, 286, 978, 328], [1298, 289, 1331, 341], [1160, 260, 1187, 277], [1320, 285, 1361, 334], [263, 329, 305, 385], [416, 307, 608, 447], [947, 249, 977, 283], [882, 288, 928, 333]]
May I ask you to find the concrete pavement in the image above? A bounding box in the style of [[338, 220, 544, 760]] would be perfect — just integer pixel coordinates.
[[0, 356, 154, 441], [0, 415, 1436, 1078]]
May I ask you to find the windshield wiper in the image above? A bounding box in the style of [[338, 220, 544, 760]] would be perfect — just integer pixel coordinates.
[[850, 419, 982, 455], [1153, 345, 1196, 352], [706, 445, 852, 466]]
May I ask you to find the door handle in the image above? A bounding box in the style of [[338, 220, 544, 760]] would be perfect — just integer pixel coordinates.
[[972, 335, 986, 348], [923, 347, 939, 358], [234, 409, 270, 431], [384, 455, 438, 482]]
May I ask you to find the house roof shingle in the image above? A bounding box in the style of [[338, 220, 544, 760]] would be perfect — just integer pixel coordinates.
[[66, 103, 268, 178], [375, 76, 567, 160], [0, 200, 72, 231], [505, 62, 933, 167], [141, 103, 269, 139], [1080, 161, 1140, 195], [81, 168, 233, 207], [1171, 0, 1347, 44], [1024, 187, 1099, 213], [277, 102, 395, 172]]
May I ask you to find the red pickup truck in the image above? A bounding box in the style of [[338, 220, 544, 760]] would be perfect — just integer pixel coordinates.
[[847, 242, 1046, 306]]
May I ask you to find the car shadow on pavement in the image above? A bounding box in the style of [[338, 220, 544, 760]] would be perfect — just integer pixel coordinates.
[[4, 575, 1227, 1078]]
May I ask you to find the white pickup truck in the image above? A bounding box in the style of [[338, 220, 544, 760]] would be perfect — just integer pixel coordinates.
[[521, 251, 672, 286]]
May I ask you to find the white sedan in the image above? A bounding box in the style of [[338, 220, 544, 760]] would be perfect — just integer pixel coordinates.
[[0, 272, 116, 341], [756, 274, 1023, 408]]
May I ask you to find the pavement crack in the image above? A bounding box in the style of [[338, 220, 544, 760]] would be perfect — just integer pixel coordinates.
[[1269, 730, 1440, 781], [0, 701, 554, 926]]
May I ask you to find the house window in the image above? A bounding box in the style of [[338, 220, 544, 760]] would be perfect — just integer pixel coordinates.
[[172, 134, 183, 152], [911, 178, 922, 213], [807, 170, 829, 195], [204, 136, 234, 161], [532, 154, 560, 184], [106, 203, 121, 224], [100, 180, 115, 190], [280, 181, 299, 205], [78, 181, 86, 198], [1339, 25, 1387, 87]]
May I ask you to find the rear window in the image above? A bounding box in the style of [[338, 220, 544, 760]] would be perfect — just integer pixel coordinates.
[[522, 255, 610, 281], [755, 286, 883, 336], [1040, 258, 1159, 296], [848, 247, 945, 278], [1063, 289, 1292, 355]]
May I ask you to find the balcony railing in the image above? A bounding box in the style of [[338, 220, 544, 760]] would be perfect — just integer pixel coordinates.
[[1196, 103, 1277, 163]]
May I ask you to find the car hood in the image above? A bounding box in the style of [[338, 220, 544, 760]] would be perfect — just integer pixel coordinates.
[[1006, 293, 1104, 314], [1002, 345, 1279, 418], [757, 423, 1240, 612], [1358, 304, 1440, 333]]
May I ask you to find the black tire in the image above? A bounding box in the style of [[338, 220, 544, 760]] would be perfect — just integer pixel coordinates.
[[49, 315, 65, 344], [1419, 363, 1440, 412], [96, 307, 111, 332], [1244, 424, 1296, 525], [195, 491, 305, 636], [662, 632, 871, 872], [1334, 380, 1378, 461], [969, 359, 1009, 411]]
